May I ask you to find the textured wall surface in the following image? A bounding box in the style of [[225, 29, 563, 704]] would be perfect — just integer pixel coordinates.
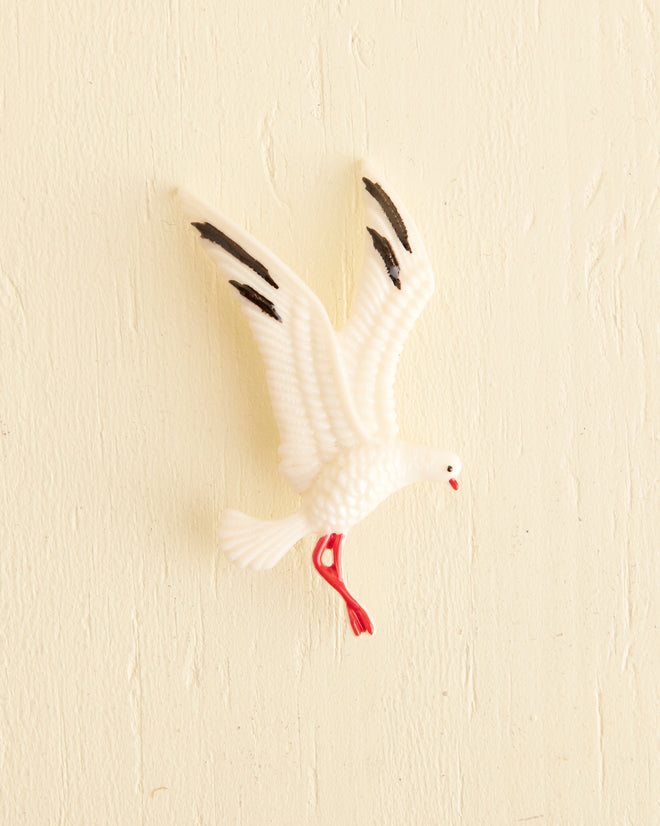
[[1, 1, 659, 823]]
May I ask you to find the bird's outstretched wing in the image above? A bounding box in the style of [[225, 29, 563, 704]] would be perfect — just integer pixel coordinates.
[[182, 191, 368, 493], [338, 164, 436, 440]]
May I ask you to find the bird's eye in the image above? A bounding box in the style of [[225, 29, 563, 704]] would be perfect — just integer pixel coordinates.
[[447, 465, 453, 473]]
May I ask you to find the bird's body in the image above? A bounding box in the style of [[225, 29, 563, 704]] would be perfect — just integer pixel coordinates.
[[303, 439, 457, 533], [304, 439, 408, 533], [184, 164, 461, 635]]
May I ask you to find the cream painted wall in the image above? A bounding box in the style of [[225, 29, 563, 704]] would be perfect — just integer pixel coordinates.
[[1, 1, 658, 823]]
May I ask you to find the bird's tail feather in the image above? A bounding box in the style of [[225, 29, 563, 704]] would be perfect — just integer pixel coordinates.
[[219, 510, 310, 570]]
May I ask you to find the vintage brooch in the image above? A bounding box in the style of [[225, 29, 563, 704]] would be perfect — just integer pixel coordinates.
[[184, 165, 461, 635]]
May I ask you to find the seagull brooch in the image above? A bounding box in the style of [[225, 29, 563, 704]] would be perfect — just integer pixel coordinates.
[[184, 165, 461, 636]]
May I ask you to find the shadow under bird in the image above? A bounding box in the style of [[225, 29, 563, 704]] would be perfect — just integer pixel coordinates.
[[182, 164, 461, 636]]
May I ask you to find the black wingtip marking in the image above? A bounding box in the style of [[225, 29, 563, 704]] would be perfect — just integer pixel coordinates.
[[362, 177, 412, 253], [192, 221, 279, 289], [228, 279, 282, 322], [367, 227, 401, 290]]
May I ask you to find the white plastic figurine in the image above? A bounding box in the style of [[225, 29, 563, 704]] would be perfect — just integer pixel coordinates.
[[184, 164, 461, 635]]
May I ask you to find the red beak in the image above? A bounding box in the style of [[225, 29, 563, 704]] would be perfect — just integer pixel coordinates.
[[449, 478, 459, 491]]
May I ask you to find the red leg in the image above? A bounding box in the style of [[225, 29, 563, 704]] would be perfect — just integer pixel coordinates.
[[312, 534, 374, 636]]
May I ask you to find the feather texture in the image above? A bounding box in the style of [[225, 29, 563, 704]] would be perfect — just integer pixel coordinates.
[[180, 189, 368, 493], [338, 162, 436, 439]]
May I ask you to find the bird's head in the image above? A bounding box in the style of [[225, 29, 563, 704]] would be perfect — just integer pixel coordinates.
[[405, 444, 462, 491], [442, 453, 462, 491]]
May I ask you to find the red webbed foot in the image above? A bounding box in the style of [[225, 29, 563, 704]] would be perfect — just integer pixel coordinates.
[[346, 601, 375, 636]]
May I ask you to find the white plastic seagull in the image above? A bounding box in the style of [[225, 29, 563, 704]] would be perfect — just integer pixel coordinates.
[[184, 164, 461, 635]]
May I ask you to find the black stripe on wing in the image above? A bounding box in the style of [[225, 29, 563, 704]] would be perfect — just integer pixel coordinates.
[[367, 227, 401, 290], [229, 281, 282, 322], [229, 280, 282, 322], [362, 177, 412, 253], [192, 221, 279, 289]]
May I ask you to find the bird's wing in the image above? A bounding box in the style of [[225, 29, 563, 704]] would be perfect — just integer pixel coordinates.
[[338, 163, 436, 440], [181, 191, 368, 493]]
